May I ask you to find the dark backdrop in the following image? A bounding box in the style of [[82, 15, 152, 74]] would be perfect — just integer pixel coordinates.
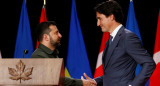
[[1, 0, 159, 75]]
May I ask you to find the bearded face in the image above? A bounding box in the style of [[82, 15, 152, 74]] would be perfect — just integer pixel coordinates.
[[49, 34, 61, 47]]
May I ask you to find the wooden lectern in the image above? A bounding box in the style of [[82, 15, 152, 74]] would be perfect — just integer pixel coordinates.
[[0, 58, 64, 86]]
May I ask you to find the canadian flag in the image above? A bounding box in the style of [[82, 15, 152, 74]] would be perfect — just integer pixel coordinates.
[[94, 32, 110, 78], [36, 5, 47, 48], [153, 9, 160, 64], [149, 9, 160, 86]]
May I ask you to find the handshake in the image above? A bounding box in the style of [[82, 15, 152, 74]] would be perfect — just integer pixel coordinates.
[[81, 73, 97, 86]]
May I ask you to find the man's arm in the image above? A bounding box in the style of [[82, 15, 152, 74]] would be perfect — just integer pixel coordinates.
[[65, 77, 83, 86], [65, 76, 96, 86], [126, 33, 156, 86]]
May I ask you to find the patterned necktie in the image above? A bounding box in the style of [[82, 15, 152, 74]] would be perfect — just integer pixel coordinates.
[[109, 35, 113, 46]]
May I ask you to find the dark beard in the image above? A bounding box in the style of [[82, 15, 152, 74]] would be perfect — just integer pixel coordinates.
[[49, 36, 61, 48]]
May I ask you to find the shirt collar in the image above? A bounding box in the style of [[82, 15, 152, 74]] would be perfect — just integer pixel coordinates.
[[110, 24, 122, 41]]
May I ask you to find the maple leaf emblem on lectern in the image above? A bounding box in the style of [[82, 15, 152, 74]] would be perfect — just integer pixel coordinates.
[[8, 60, 33, 83]]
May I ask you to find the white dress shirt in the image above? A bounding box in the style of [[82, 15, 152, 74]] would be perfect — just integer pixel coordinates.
[[110, 24, 122, 42]]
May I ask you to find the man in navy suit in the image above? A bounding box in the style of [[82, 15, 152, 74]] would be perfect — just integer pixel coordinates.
[[83, 0, 156, 86]]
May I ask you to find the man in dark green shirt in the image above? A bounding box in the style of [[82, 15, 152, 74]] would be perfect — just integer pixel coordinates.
[[31, 21, 96, 86]]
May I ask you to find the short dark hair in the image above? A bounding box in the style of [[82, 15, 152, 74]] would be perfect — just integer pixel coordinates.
[[94, 0, 124, 23], [36, 21, 56, 42]]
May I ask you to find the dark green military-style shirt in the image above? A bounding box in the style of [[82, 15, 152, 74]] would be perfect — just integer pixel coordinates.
[[31, 43, 82, 86], [31, 43, 59, 58]]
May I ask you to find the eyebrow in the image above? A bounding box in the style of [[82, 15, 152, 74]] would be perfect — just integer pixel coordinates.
[[54, 30, 59, 33], [96, 17, 101, 19]]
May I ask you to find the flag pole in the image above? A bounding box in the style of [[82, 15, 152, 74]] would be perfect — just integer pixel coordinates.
[[43, 0, 46, 9], [44, 0, 46, 5]]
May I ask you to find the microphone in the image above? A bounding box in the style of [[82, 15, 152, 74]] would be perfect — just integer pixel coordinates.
[[23, 49, 28, 58]]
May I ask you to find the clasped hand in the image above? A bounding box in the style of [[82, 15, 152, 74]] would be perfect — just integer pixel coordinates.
[[81, 73, 97, 86]]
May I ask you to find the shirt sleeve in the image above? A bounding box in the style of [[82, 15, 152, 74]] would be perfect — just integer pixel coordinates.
[[64, 77, 83, 86]]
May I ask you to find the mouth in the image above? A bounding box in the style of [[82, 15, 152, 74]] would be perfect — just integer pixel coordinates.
[[100, 27, 104, 30], [58, 39, 61, 42], [100, 26, 103, 29]]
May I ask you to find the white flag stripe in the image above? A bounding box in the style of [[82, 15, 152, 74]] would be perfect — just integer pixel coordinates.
[[96, 51, 103, 68], [153, 51, 160, 64]]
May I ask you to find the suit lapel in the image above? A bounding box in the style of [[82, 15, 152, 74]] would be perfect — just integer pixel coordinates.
[[103, 26, 125, 70]]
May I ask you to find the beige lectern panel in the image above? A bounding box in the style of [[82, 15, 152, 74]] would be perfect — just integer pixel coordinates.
[[0, 58, 64, 86]]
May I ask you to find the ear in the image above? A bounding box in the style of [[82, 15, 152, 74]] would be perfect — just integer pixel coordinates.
[[109, 14, 115, 21], [43, 34, 49, 41]]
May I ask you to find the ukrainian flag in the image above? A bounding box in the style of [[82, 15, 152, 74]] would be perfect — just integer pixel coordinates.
[[65, 0, 93, 79]]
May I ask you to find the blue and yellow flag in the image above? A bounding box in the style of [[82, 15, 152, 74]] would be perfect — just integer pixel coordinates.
[[65, 0, 93, 79], [14, 0, 33, 58]]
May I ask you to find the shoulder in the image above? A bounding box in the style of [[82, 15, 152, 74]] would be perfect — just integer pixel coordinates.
[[124, 29, 137, 36], [31, 48, 47, 58], [116, 27, 138, 43], [117, 26, 137, 40], [118, 28, 142, 48], [122, 29, 143, 50], [122, 29, 140, 41]]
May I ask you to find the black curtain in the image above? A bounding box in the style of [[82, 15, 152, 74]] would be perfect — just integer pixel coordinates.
[[1, 0, 159, 74]]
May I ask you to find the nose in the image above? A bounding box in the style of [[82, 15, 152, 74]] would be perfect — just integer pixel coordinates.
[[59, 33, 62, 38], [97, 20, 100, 26]]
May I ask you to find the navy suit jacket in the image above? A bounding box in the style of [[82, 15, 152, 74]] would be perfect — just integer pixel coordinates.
[[95, 26, 156, 86]]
